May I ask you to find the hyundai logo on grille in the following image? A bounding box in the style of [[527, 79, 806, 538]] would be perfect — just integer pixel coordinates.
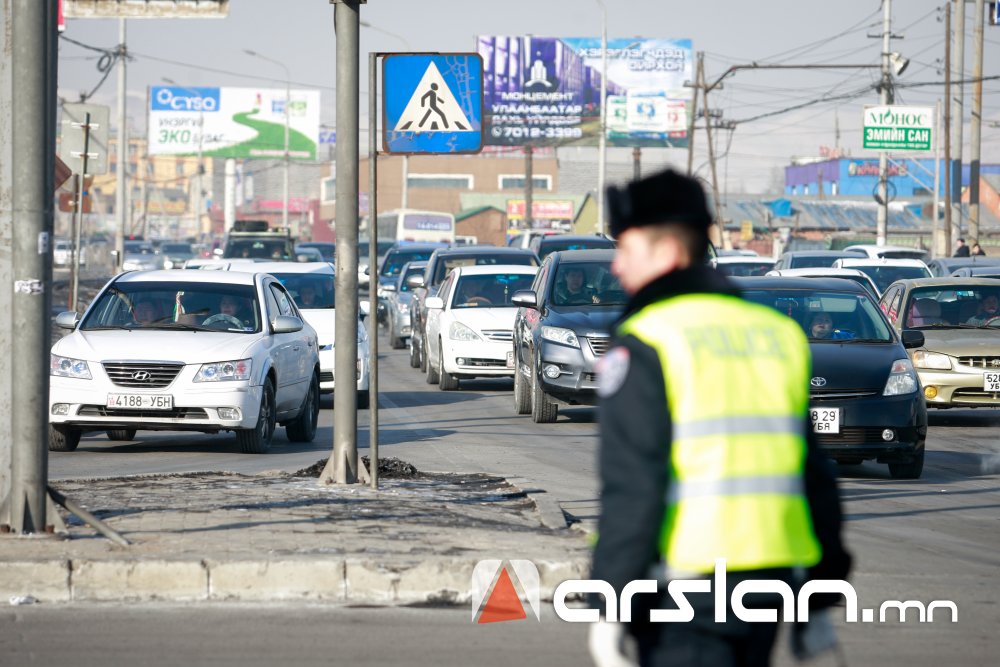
[[810, 377, 827, 387], [131, 370, 152, 382]]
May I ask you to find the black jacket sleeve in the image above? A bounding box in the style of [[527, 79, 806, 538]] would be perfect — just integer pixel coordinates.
[[590, 335, 670, 598], [803, 425, 853, 604]]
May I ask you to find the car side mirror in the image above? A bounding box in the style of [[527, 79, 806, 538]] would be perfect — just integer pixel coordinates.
[[425, 296, 444, 310], [272, 315, 304, 334], [406, 274, 425, 288], [360, 300, 370, 319], [511, 290, 538, 309], [55, 311, 80, 330], [901, 329, 925, 349]]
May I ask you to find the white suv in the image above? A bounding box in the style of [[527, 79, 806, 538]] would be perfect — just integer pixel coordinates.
[[49, 269, 320, 454]]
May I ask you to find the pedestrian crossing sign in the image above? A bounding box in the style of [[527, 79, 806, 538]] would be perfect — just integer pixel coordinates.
[[382, 53, 483, 154]]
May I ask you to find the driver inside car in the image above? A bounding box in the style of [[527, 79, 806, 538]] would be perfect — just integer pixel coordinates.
[[203, 294, 248, 329], [966, 293, 1000, 326]]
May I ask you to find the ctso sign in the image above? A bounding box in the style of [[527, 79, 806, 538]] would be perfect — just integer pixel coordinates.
[[862, 105, 933, 152]]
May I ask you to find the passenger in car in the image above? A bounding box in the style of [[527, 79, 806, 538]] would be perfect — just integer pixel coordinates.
[[965, 293, 1000, 326], [808, 312, 833, 339]]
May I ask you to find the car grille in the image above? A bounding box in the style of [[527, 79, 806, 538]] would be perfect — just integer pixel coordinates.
[[587, 336, 611, 357], [459, 358, 507, 368], [951, 389, 1000, 404], [816, 427, 896, 446], [103, 362, 183, 388], [481, 329, 513, 342], [958, 356, 1000, 369], [77, 405, 209, 419], [810, 389, 880, 402]]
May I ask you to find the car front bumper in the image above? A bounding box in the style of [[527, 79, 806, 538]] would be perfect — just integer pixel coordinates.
[[443, 338, 514, 377], [536, 338, 604, 405], [318, 348, 369, 393], [915, 366, 1000, 407], [810, 390, 926, 462], [49, 375, 263, 432]]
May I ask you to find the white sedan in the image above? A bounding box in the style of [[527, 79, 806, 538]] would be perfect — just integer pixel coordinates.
[[219, 261, 370, 408], [424, 264, 538, 390], [49, 269, 320, 454]]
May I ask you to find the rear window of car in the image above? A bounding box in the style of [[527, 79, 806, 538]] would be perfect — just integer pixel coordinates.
[[716, 261, 775, 277], [433, 254, 538, 286], [161, 243, 193, 254], [381, 249, 438, 276], [789, 255, 851, 269], [537, 238, 615, 260], [743, 289, 893, 342]]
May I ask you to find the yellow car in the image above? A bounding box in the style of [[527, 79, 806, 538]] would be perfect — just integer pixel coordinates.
[[879, 278, 1000, 407]]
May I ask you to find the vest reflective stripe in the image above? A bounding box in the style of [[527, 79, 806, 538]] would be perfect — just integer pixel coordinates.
[[668, 474, 805, 504], [672, 415, 802, 440], [619, 293, 822, 574]]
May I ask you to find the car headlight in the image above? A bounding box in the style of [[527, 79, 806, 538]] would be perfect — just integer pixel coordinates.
[[163, 259, 174, 269], [449, 321, 482, 341], [541, 325, 580, 348], [911, 350, 952, 370], [194, 359, 252, 382], [884, 358, 920, 396], [50, 354, 91, 380]]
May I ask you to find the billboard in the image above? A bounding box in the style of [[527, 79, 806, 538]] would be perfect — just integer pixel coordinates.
[[477, 36, 693, 148], [147, 86, 321, 160], [862, 105, 933, 152]]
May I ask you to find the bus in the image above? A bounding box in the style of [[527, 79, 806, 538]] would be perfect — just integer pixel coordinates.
[[376, 209, 456, 245]]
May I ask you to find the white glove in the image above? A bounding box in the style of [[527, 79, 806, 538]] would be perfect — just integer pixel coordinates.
[[790, 609, 839, 662], [588, 621, 635, 667]]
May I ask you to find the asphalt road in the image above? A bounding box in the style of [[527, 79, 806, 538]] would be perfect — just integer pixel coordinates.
[[45, 328, 1000, 663]]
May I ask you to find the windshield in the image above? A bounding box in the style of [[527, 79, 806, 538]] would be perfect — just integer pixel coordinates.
[[537, 238, 615, 260], [271, 273, 335, 309], [789, 255, 850, 269], [125, 241, 155, 255], [743, 289, 893, 342], [549, 262, 628, 307], [381, 249, 437, 276], [433, 254, 538, 286], [82, 282, 261, 333], [853, 265, 931, 293], [451, 273, 537, 308], [716, 261, 775, 277], [224, 238, 293, 260], [161, 243, 193, 255], [904, 286, 1000, 328]]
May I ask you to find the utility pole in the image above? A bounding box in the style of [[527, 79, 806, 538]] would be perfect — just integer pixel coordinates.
[[875, 0, 893, 247], [524, 145, 533, 231], [685, 53, 703, 176], [596, 0, 608, 237], [968, 0, 985, 243], [1, 0, 58, 535], [632, 147, 641, 181], [115, 18, 127, 267], [321, 0, 362, 486], [699, 52, 726, 250], [933, 99, 942, 255], [943, 0, 953, 258], [951, 0, 966, 247]]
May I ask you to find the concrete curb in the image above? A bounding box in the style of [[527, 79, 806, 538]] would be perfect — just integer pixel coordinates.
[[0, 557, 591, 604], [507, 476, 569, 530]]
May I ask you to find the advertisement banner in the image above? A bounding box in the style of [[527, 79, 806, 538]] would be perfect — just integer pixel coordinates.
[[147, 86, 321, 160], [477, 36, 693, 148], [506, 199, 575, 221], [862, 105, 933, 152]]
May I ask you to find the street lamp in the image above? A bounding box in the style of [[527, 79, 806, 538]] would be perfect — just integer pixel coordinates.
[[595, 0, 608, 237], [162, 78, 205, 239], [243, 49, 291, 230]]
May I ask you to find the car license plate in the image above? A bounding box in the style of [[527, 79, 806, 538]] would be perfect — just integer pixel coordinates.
[[106, 394, 173, 410], [985, 373, 1000, 392], [506, 351, 515, 369], [810, 408, 840, 434]]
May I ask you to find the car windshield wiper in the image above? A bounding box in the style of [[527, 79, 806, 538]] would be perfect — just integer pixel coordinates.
[[142, 322, 210, 332], [81, 325, 132, 331]]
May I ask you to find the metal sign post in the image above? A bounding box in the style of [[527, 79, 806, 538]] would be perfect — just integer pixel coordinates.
[[69, 112, 93, 312], [368, 51, 379, 489]]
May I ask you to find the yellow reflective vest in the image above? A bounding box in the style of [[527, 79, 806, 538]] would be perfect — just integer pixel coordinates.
[[618, 293, 822, 574]]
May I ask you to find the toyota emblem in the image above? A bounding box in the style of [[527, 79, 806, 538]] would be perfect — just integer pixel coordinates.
[[810, 377, 827, 388], [132, 370, 151, 382]]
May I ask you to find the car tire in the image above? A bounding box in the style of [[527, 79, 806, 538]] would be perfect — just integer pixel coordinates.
[[531, 363, 558, 423], [438, 342, 459, 391], [425, 343, 440, 385], [390, 324, 405, 350], [286, 374, 319, 443], [409, 337, 421, 368], [357, 390, 370, 410], [106, 429, 137, 441], [513, 358, 531, 415], [419, 335, 429, 373], [238, 380, 276, 454], [888, 447, 924, 479], [49, 424, 81, 452]]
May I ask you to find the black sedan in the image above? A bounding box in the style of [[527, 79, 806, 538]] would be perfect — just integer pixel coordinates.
[[736, 277, 927, 478], [511, 249, 627, 423]]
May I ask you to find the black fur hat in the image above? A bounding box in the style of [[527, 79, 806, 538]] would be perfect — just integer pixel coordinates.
[[606, 169, 712, 239]]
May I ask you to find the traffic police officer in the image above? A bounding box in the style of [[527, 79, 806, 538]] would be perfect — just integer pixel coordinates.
[[588, 170, 851, 667]]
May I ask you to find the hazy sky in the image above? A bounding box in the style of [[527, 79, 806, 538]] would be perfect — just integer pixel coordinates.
[[57, 0, 998, 194]]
